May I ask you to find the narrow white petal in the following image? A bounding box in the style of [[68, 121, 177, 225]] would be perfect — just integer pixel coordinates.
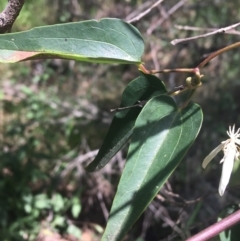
[[235, 127, 240, 135], [218, 144, 235, 196], [232, 125, 235, 133], [219, 157, 224, 164], [227, 125, 234, 136], [202, 143, 225, 169], [234, 139, 240, 145]]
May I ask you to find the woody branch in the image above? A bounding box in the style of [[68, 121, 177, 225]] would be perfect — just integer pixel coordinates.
[[0, 0, 25, 33]]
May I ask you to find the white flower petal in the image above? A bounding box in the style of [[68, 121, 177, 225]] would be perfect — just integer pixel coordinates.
[[202, 143, 225, 169], [235, 151, 240, 160], [219, 157, 224, 164], [234, 139, 240, 145], [227, 128, 230, 137], [235, 127, 240, 136], [218, 144, 236, 196]]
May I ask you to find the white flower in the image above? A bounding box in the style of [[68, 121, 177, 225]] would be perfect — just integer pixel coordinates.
[[202, 125, 240, 196]]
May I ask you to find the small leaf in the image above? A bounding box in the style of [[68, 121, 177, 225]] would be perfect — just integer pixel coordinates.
[[71, 197, 82, 218], [86, 74, 166, 171], [51, 193, 65, 212], [34, 194, 50, 209], [52, 216, 66, 228], [0, 18, 144, 64], [186, 202, 202, 229], [101, 95, 203, 241], [24, 204, 32, 213], [93, 224, 104, 234], [67, 224, 82, 239], [219, 204, 240, 241]]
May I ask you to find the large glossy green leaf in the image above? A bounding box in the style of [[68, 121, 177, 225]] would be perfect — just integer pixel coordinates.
[[101, 95, 203, 241], [0, 18, 144, 64], [86, 74, 166, 171]]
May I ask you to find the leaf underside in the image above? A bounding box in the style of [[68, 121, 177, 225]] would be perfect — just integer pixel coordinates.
[[0, 18, 144, 64], [101, 95, 203, 241]]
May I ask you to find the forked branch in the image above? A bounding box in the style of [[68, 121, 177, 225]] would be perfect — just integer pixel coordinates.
[[171, 22, 240, 45]]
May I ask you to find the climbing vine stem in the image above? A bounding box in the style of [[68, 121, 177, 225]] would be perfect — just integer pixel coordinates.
[[198, 41, 240, 68], [139, 41, 240, 107]]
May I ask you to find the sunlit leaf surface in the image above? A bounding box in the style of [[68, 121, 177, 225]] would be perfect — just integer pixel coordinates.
[[0, 18, 144, 64], [101, 96, 203, 241]]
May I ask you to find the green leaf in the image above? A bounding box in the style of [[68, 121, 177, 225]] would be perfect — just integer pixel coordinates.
[[186, 202, 202, 229], [0, 18, 144, 64], [68, 124, 82, 149], [86, 74, 166, 171], [71, 197, 82, 218], [34, 194, 50, 209], [51, 193, 65, 212], [101, 95, 203, 241], [67, 224, 82, 239], [52, 215, 66, 228], [219, 204, 240, 241]]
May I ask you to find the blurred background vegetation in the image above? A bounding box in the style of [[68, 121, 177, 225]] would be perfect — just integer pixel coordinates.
[[1, 0, 240, 240]]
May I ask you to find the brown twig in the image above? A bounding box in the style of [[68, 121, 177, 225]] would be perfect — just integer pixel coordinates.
[[139, 63, 196, 75], [125, 1, 152, 21], [97, 191, 109, 221], [147, 0, 188, 35], [174, 24, 240, 35], [110, 100, 147, 112], [126, 0, 165, 23], [171, 22, 240, 45], [0, 0, 25, 33], [60, 149, 99, 178], [149, 41, 161, 77]]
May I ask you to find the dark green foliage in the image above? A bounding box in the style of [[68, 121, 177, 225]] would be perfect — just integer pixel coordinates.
[[0, 19, 144, 64], [86, 74, 167, 171], [102, 95, 202, 241], [219, 205, 240, 241], [1, 86, 82, 240], [1, 1, 240, 240]]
